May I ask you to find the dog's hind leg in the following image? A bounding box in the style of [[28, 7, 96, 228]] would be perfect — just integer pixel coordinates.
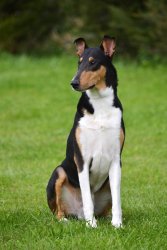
[[47, 166, 84, 220], [46, 166, 67, 220], [55, 167, 67, 220], [46, 167, 59, 214]]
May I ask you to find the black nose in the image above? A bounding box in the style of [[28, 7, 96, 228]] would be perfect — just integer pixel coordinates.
[[71, 80, 79, 89]]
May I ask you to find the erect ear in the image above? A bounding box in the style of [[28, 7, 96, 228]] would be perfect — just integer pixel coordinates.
[[100, 35, 116, 58], [73, 37, 88, 57]]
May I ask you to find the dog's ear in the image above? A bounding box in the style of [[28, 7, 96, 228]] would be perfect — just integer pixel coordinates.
[[74, 37, 88, 57], [100, 35, 116, 58]]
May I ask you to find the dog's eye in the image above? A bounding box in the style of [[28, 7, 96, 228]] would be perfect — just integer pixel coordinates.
[[89, 57, 95, 64]]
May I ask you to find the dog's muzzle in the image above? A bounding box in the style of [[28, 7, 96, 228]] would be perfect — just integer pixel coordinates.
[[71, 80, 80, 90]]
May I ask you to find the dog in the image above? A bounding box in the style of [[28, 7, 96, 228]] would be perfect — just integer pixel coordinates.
[[46, 35, 125, 228]]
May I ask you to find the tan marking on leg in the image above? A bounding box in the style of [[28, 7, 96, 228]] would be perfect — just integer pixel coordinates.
[[74, 126, 83, 172], [51, 167, 83, 218], [120, 128, 125, 149], [55, 173, 83, 218], [55, 168, 67, 220], [74, 154, 79, 171], [75, 126, 82, 151], [95, 80, 106, 90]]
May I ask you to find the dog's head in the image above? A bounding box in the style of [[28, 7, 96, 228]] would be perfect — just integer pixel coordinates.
[[71, 35, 117, 93]]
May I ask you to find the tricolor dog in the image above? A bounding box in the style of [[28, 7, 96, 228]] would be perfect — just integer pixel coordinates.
[[46, 35, 125, 228]]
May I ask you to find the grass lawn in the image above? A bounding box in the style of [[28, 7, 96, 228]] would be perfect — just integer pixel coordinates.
[[0, 54, 167, 249]]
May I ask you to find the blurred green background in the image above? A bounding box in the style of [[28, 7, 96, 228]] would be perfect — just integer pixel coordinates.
[[0, 1, 167, 249], [0, 0, 167, 60]]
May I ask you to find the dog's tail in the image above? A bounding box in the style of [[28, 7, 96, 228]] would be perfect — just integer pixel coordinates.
[[46, 167, 59, 213]]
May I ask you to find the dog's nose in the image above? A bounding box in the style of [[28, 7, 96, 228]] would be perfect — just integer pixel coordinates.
[[71, 80, 79, 89]]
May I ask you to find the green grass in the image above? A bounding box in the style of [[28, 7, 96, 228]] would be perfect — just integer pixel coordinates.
[[0, 53, 167, 250]]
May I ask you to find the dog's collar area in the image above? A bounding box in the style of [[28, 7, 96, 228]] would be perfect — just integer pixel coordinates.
[[86, 87, 114, 100]]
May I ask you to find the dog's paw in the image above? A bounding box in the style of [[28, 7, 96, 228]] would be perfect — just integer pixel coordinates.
[[112, 217, 122, 228], [112, 221, 122, 228], [86, 217, 97, 228], [59, 217, 68, 223]]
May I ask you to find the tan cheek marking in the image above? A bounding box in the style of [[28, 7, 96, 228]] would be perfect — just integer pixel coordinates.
[[80, 71, 96, 89], [80, 65, 107, 90], [98, 65, 106, 78], [95, 66, 106, 90]]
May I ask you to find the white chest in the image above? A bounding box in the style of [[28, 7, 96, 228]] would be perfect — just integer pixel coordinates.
[[79, 106, 122, 192]]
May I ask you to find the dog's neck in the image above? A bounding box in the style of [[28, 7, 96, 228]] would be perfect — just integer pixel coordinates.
[[86, 87, 114, 116]]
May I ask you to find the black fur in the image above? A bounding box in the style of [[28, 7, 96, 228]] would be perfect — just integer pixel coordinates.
[[77, 92, 94, 115], [46, 167, 59, 210], [76, 48, 118, 93], [47, 45, 125, 209]]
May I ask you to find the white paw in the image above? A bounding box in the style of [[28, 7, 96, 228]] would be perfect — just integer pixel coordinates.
[[112, 217, 122, 228], [59, 217, 68, 223], [86, 217, 97, 228]]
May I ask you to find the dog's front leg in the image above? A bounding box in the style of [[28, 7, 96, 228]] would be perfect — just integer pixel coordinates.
[[79, 163, 97, 228], [109, 155, 122, 228]]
